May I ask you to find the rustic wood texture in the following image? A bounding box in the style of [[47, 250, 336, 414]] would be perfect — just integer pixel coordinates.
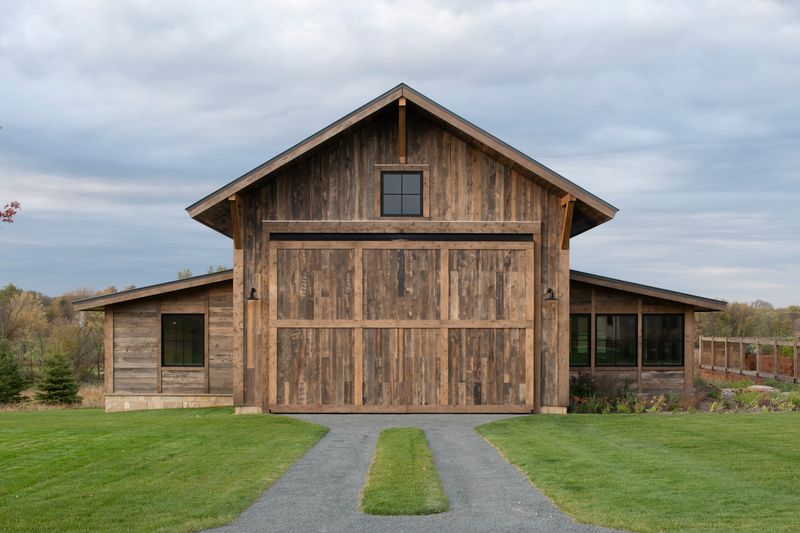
[[276, 328, 354, 405], [109, 283, 233, 396], [449, 249, 527, 321], [363, 249, 440, 320], [277, 249, 355, 320], [448, 328, 527, 406]]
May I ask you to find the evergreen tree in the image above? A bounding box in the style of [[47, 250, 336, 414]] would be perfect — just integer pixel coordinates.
[[35, 354, 82, 404], [0, 346, 25, 403]]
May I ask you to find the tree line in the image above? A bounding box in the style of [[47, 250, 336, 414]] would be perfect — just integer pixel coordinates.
[[696, 300, 800, 339]]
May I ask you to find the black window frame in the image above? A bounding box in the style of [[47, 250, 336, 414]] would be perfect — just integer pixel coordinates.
[[161, 313, 205, 367], [595, 314, 638, 367], [380, 171, 423, 217], [642, 314, 684, 367], [569, 314, 591, 367]]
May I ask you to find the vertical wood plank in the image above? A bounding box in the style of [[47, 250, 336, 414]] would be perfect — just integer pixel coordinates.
[[533, 229, 542, 411], [724, 337, 729, 372], [268, 242, 278, 406], [526, 246, 535, 406], [269, 327, 278, 405], [398, 97, 407, 164], [156, 301, 162, 394], [354, 247, 363, 405], [636, 298, 643, 391], [739, 338, 745, 375], [439, 249, 449, 405], [590, 288, 596, 375], [684, 310, 694, 395], [756, 339, 761, 376], [204, 291, 210, 394], [104, 307, 114, 394], [261, 227, 270, 409], [232, 247, 244, 405], [773, 339, 779, 378]]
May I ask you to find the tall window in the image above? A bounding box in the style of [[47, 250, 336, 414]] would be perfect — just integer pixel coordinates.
[[596, 314, 637, 366], [643, 314, 684, 366], [381, 171, 422, 216], [570, 314, 591, 366], [161, 314, 204, 367]]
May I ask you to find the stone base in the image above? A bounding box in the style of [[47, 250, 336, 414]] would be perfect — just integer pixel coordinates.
[[234, 406, 265, 415], [105, 394, 233, 412], [539, 405, 568, 415]]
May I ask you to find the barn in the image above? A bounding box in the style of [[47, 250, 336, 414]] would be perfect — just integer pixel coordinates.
[[74, 84, 725, 413]]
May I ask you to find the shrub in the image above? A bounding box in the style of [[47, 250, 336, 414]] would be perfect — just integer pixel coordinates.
[[570, 372, 598, 398], [0, 349, 25, 403], [35, 354, 82, 405], [734, 390, 760, 409], [763, 378, 798, 393]]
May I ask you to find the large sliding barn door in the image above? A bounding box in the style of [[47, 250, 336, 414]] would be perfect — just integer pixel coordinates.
[[267, 239, 534, 413]]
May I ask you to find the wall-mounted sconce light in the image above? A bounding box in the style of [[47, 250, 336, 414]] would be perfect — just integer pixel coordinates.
[[246, 287, 258, 301], [544, 288, 558, 301]]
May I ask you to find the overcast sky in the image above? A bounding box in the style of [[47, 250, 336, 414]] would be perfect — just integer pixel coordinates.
[[1, 0, 799, 306]]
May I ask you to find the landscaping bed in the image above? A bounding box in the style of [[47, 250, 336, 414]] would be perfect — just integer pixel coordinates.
[[0, 408, 327, 533]]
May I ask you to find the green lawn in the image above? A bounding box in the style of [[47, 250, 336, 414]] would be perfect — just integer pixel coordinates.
[[478, 413, 800, 532], [0, 408, 327, 533], [360, 428, 448, 515]]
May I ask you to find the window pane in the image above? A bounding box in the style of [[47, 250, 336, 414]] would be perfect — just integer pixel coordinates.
[[382, 173, 403, 194], [570, 314, 590, 366], [643, 314, 683, 366], [402, 173, 421, 194], [596, 315, 637, 366], [401, 194, 422, 215], [161, 314, 204, 367], [382, 194, 402, 215]]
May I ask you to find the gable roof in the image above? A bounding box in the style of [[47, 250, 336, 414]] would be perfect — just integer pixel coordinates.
[[72, 270, 233, 311], [186, 83, 618, 237], [570, 270, 727, 311]]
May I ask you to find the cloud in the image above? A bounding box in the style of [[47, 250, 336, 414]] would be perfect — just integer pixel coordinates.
[[1, 0, 798, 305]]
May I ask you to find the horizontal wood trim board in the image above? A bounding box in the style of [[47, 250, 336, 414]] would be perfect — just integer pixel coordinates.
[[262, 220, 541, 234], [269, 405, 533, 414], [268, 240, 535, 250], [272, 320, 534, 329]]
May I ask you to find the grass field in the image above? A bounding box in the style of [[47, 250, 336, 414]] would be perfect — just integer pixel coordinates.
[[478, 413, 800, 532], [360, 428, 448, 515], [0, 408, 327, 533]]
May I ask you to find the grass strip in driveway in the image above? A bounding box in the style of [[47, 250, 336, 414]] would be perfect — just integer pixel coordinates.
[[478, 413, 800, 533], [0, 408, 327, 533], [360, 427, 448, 515]]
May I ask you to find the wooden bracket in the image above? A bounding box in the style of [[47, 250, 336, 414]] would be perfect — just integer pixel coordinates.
[[560, 194, 576, 250], [228, 194, 243, 250], [398, 97, 407, 164]]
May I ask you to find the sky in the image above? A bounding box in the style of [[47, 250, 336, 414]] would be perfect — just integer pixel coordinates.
[[1, 0, 799, 306]]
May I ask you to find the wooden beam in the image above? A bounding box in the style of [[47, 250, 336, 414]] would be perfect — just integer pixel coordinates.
[[398, 96, 407, 164], [103, 307, 114, 395], [229, 195, 243, 250], [560, 194, 576, 250], [262, 220, 540, 235]]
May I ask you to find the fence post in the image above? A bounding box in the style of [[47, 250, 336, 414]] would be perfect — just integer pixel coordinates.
[[774, 339, 780, 380], [795, 340, 799, 383], [755, 339, 761, 377], [711, 339, 716, 369], [724, 338, 729, 374], [739, 338, 744, 375]]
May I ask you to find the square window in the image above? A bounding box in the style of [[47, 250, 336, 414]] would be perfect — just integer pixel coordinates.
[[381, 171, 423, 217], [161, 314, 204, 367]]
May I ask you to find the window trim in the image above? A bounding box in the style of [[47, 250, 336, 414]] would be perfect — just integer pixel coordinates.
[[595, 313, 638, 367], [642, 313, 684, 367], [569, 313, 591, 367], [373, 164, 429, 219], [380, 171, 423, 217], [160, 313, 206, 368]]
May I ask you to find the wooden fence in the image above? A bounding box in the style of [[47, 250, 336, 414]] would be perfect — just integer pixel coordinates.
[[698, 336, 800, 382]]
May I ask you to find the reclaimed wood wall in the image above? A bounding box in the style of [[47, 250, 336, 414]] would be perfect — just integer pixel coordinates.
[[237, 103, 569, 411], [109, 283, 233, 395], [569, 281, 693, 394]]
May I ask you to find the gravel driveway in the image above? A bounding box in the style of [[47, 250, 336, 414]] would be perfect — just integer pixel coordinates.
[[209, 414, 617, 532]]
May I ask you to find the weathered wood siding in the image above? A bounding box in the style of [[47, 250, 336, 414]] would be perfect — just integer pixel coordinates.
[[238, 103, 569, 411], [569, 280, 694, 394], [110, 282, 233, 395]]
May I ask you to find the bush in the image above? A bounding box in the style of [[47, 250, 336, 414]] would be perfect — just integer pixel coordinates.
[[35, 354, 82, 405], [0, 349, 25, 403]]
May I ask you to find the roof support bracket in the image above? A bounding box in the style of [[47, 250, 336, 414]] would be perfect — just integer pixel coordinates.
[[229, 194, 243, 250], [398, 96, 407, 164], [560, 194, 576, 250]]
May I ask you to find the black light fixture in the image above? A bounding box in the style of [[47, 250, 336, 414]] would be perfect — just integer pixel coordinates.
[[246, 287, 258, 301], [544, 288, 558, 301]]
